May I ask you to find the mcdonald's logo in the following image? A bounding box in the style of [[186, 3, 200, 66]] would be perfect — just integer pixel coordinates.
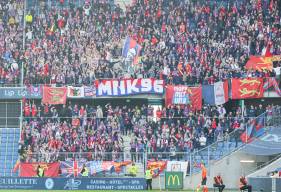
[[165, 172, 183, 190], [167, 175, 180, 186]]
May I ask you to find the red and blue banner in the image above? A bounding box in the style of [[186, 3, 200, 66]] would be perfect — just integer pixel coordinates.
[[202, 81, 229, 105], [165, 85, 202, 110], [264, 78, 281, 96], [95, 78, 164, 97], [240, 114, 265, 143], [122, 37, 142, 64]]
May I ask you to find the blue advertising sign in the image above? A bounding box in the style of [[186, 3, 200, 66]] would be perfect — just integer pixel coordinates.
[[0, 86, 42, 99], [0, 177, 146, 190]]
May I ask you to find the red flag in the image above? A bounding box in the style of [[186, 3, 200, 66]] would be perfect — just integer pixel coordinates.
[[165, 85, 202, 110], [245, 56, 273, 72], [231, 78, 264, 99], [147, 161, 167, 177], [42, 86, 67, 105], [269, 0, 274, 12], [113, 161, 131, 173], [262, 43, 273, 57], [19, 162, 60, 177]]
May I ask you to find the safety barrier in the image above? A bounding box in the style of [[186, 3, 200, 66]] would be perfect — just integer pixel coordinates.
[[0, 177, 145, 190]]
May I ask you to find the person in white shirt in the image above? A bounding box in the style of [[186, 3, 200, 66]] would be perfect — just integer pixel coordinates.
[[199, 134, 207, 148]]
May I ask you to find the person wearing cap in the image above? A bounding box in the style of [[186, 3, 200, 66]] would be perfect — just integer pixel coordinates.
[[145, 166, 153, 190]]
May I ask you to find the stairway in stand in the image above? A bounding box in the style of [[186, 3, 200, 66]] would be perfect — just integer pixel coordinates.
[[0, 128, 20, 176]]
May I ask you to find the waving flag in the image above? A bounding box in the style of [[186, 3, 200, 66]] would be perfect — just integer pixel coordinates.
[[253, 114, 265, 137], [240, 114, 265, 143], [147, 161, 167, 177], [245, 56, 273, 72], [122, 37, 142, 64], [240, 119, 256, 143], [231, 78, 264, 99], [113, 161, 131, 173]]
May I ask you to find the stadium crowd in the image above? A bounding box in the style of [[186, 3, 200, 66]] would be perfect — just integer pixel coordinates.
[[19, 100, 276, 162], [0, 0, 280, 86]]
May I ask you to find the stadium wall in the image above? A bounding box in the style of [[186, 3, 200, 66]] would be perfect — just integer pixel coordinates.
[[247, 156, 281, 177], [152, 151, 270, 190]]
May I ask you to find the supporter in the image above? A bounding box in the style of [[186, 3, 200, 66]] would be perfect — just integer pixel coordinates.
[[20, 99, 275, 162], [1, 0, 278, 86], [0, 0, 23, 86]]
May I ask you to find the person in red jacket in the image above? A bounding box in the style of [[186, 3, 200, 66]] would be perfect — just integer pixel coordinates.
[[213, 173, 225, 192], [239, 176, 252, 192], [31, 103, 37, 117], [24, 102, 30, 117]]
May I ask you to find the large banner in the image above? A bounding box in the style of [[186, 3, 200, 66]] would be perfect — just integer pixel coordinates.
[[202, 81, 229, 105], [165, 85, 202, 110], [19, 162, 60, 177], [231, 78, 264, 99], [0, 177, 145, 190], [60, 161, 131, 177], [42, 86, 67, 104], [0, 86, 42, 99], [95, 79, 164, 97], [67, 86, 85, 98]]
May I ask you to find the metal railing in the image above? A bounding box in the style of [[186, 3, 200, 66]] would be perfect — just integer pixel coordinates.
[[7, 106, 281, 177], [188, 106, 281, 174]]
